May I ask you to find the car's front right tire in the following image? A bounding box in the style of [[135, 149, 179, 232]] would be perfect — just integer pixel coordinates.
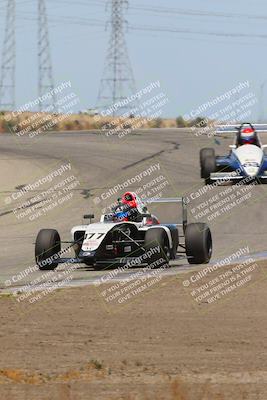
[[200, 148, 215, 178], [144, 228, 170, 267], [35, 229, 61, 270], [185, 223, 212, 264], [202, 155, 216, 184]]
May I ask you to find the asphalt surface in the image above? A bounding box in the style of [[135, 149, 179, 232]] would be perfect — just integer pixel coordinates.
[[1, 128, 267, 290]]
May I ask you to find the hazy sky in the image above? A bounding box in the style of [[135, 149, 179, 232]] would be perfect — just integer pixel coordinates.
[[2, 0, 267, 119]]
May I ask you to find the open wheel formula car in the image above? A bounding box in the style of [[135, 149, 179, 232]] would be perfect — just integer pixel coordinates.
[[200, 123, 267, 184], [35, 195, 212, 271]]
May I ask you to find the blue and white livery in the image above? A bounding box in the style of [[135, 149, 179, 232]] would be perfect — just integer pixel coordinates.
[[200, 123, 267, 184]]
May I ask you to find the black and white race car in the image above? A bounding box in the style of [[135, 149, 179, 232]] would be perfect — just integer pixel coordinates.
[[35, 192, 212, 270]]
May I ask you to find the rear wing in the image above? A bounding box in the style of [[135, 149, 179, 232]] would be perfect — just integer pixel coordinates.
[[142, 197, 187, 231], [216, 123, 267, 134]]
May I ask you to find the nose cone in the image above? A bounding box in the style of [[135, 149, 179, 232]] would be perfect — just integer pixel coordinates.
[[243, 165, 259, 177]]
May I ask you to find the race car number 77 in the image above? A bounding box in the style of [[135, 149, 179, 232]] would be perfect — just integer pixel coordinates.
[[86, 233, 105, 240]]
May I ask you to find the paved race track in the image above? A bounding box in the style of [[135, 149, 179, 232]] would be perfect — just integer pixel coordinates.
[[1, 128, 267, 290]]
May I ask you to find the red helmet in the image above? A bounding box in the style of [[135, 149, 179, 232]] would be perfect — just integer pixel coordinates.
[[241, 128, 256, 144], [112, 192, 139, 222], [121, 192, 138, 209]]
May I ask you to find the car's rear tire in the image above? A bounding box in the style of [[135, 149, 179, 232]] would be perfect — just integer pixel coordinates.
[[200, 148, 215, 178], [144, 228, 170, 267], [35, 229, 61, 270], [185, 223, 212, 264], [202, 155, 216, 184]]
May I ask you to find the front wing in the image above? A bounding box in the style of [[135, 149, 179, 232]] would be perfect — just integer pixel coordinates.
[[211, 154, 267, 181]]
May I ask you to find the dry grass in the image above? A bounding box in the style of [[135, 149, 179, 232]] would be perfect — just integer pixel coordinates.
[[0, 368, 252, 400], [0, 361, 106, 385], [111, 377, 250, 400], [0, 111, 177, 133]]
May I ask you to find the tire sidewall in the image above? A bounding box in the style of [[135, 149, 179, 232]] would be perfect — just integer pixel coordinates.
[[35, 229, 61, 270], [144, 228, 170, 267], [185, 223, 212, 264]]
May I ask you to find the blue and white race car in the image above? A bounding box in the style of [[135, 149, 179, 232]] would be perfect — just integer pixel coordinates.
[[200, 123, 267, 184]]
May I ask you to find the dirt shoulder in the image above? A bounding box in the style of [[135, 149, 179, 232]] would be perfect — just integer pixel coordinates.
[[1, 260, 267, 400]]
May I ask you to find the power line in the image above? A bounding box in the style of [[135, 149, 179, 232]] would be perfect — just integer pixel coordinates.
[[10, 8, 267, 40], [38, 0, 56, 111], [13, 10, 267, 41], [43, 1, 267, 22], [12, 10, 106, 28], [97, 0, 138, 116], [129, 4, 267, 21], [129, 24, 267, 39]]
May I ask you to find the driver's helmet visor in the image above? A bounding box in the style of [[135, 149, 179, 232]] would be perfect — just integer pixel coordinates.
[[115, 210, 129, 221], [113, 204, 130, 221]]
